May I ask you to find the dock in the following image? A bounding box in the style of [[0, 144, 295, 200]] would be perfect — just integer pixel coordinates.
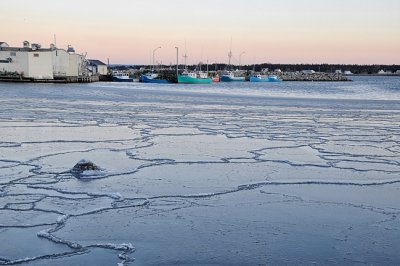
[[0, 75, 101, 83]]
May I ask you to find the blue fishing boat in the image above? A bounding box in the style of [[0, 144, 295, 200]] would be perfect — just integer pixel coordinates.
[[220, 71, 246, 82], [139, 73, 170, 84], [249, 74, 282, 82]]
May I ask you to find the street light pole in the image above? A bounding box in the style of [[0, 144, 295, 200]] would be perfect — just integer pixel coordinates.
[[175, 47, 179, 81], [152, 46, 161, 71], [239, 51, 245, 70]]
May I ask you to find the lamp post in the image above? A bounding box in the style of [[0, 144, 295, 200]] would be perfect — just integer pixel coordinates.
[[175, 47, 179, 81], [152, 46, 161, 71], [239, 51, 245, 70]]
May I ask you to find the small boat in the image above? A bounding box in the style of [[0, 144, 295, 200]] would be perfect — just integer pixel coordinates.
[[178, 71, 212, 84], [220, 71, 245, 82], [112, 71, 133, 82], [249, 74, 282, 82], [212, 76, 220, 82], [139, 73, 170, 84]]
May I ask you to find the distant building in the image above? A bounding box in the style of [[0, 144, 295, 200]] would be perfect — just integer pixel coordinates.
[[88, 59, 108, 75], [0, 42, 9, 48], [396, 70, 400, 74], [0, 41, 87, 80], [335, 70, 342, 74], [344, 71, 353, 75], [378, 70, 386, 75]]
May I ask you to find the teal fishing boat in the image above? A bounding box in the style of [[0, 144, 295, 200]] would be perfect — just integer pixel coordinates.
[[178, 71, 212, 84]]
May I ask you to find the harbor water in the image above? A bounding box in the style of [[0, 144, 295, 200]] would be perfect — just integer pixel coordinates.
[[1, 76, 400, 265]]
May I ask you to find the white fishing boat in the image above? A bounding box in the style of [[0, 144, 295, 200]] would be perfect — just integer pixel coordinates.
[[112, 71, 133, 82]]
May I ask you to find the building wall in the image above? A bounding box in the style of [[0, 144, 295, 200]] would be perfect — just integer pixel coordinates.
[[67, 53, 79, 77], [52, 49, 70, 77], [98, 65, 108, 75], [77, 54, 86, 76], [0, 50, 29, 75], [53, 50, 86, 78], [28, 51, 53, 79]]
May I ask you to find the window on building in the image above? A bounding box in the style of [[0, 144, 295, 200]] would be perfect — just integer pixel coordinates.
[[34, 53, 39, 57], [10, 52, 16, 56]]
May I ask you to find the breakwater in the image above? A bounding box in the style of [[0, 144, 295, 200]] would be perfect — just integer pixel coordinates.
[[276, 72, 350, 81], [132, 70, 350, 82]]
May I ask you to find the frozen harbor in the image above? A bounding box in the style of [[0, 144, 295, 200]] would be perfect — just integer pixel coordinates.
[[1, 76, 400, 265]]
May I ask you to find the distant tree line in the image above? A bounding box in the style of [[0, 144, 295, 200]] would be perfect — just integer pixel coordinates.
[[243, 64, 400, 74]]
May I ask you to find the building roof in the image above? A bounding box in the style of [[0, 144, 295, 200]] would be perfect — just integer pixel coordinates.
[[88, 59, 107, 66]]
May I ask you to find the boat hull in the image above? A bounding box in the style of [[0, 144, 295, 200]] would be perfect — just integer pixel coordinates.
[[249, 76, 282, 82], [112, 76, 133, 82], [178, 75, 212, 84], [268, 76, 282, 82], [220, 75, 245, 82], [139, 75, 170, 84]]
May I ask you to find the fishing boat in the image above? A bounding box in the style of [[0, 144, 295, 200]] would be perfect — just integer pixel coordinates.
[[139, 73, 170, 84], [249, 74, 282, 82], [112, 71, 133, 82], [178, 71, 212, 84], [220, 71, 245, 82], [221, 39, 245, 82]]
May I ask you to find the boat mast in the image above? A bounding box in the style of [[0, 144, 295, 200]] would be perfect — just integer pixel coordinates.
[[183, 39, 188, 71], [228, 37, 233, 71], [175, 46, 179, 80]]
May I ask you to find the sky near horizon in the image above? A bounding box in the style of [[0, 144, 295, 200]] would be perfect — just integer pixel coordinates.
[[1, 0, 400, 65]]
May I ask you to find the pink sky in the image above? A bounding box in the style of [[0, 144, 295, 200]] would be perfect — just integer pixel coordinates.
[[2, 0, 400, 65]]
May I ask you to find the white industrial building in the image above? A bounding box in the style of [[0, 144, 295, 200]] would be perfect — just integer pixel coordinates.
[[0, 41, 88, 80]]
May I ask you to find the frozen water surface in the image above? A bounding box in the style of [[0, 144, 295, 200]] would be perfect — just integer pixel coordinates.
[[0, 76, 400, 265]]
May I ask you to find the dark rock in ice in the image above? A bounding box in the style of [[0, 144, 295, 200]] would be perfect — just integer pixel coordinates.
[[71, 159, 101, 178]]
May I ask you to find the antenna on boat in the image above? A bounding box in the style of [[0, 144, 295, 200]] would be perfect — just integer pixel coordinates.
[[228, 37, 233, 71], [239, 51, 245, 71]]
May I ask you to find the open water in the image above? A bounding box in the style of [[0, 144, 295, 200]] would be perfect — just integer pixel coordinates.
[[0, 76, 399, 265]]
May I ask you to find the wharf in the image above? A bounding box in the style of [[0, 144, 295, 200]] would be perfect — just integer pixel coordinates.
[[0, 75, 100, 83]]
